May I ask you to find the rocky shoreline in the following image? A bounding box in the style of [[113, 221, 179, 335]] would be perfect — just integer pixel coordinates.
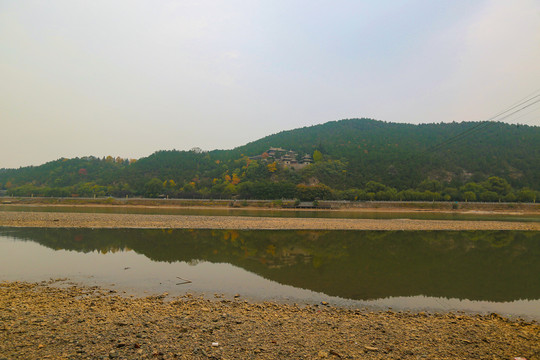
[[1, 210, 539, 230], [1, 281, 539, 359]]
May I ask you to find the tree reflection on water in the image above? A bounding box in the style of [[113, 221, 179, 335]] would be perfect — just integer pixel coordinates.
[[2, 228, 539, 302]]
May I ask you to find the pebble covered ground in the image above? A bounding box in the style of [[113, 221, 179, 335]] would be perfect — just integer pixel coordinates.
[[1, 281, 539, 359], [1, 211, 539, 230]]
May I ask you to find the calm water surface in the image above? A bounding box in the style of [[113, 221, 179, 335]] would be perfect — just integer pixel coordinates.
[[1, 228, 539, 319]]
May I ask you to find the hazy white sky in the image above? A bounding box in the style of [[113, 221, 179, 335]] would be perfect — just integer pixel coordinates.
[[1, 0, 540, 168]]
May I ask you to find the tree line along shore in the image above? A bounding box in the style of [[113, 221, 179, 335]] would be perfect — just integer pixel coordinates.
[[3, 173, 539, 204]]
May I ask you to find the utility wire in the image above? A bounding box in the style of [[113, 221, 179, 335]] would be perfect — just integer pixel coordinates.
[[490, 92, 540, 121], [419, 90, 540, 155], [500, 89, 540, 125], [428, 96, 540, 153], [506, 104, 540, 125]]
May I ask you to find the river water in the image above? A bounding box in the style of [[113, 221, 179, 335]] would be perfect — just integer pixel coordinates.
[[1, 228, 539, 320]]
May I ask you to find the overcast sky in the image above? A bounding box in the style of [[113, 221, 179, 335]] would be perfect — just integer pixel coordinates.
[[1, 0, 540, 169]]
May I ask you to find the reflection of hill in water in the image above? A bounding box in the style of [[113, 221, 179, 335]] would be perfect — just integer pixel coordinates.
[[3, 228, 539, 302]]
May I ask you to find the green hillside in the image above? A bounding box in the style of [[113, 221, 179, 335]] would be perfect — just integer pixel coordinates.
[[1, 118, 539, 202], [228, 118, 539, 188]]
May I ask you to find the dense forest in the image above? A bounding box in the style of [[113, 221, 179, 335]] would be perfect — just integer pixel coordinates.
[[1, 118, 539, 202]]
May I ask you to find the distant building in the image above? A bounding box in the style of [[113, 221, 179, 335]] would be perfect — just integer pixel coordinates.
[[249, 147, 313, 170]]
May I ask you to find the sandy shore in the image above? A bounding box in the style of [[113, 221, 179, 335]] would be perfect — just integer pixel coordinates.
[[0, 210, 539, 230], [1, 281, 539, 360]]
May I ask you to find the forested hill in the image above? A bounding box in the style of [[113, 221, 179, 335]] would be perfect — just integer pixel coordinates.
[[1, 118, 539, 202], [221, 118, 539, 188]]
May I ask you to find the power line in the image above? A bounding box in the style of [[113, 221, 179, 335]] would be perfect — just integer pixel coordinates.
[[490, 93, 540, 122], [506, 104, 540, 125], [436, 96, 540, 151], [419, 90, 540, 155]]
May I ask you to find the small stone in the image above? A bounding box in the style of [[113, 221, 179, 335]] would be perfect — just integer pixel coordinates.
[[155, 292, 168, 299], [212, 342, 219, 347], [321, 301, 329, 306], [364, 346, 379, 352]]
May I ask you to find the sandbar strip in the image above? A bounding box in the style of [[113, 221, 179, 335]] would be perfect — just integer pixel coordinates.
[[0, 211, 538, 230]]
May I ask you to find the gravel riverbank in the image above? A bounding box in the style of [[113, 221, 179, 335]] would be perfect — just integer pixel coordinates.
[[1, 210, 539, 230], [1, 281, 539, 359]]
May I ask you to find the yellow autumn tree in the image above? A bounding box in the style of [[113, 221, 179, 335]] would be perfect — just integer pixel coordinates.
[[267, 162, 277, 172], [313, 150, 323, 162], [163, 179, 176, 188]]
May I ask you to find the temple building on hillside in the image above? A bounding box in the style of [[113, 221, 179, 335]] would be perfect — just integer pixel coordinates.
[[249, 148, 313, 170]]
